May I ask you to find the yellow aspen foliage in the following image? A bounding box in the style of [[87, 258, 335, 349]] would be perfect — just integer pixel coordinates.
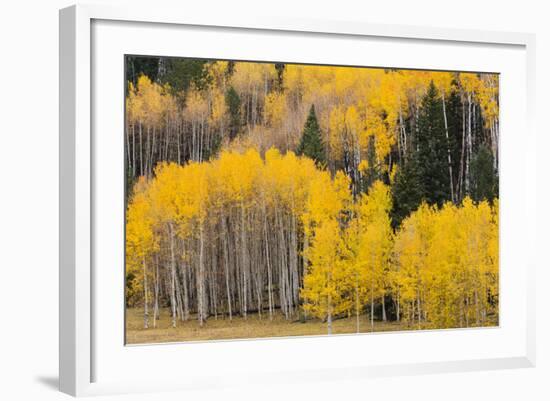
[[126, 176, 158, 305], [300, 170, 352, 332], [345, 182, 393, 324], [393, 203, 435, 325], [127, 75, 168, 127], [393, 197, 498, 328], [301, 218, 350, 331], [184, 87, 208, 122], [264, 91, 287, 128], [124, 59, 500, 333]]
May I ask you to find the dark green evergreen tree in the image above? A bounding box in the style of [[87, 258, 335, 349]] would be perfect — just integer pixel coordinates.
[[391, 81, 451, 227], [225, 86, 241, 140], [391, 157, 424, 228], [164, 58, 211, 102], [275, 63, 286, 92], [297, 105, 326, 166], [444, 82, 464, 200], [416, 81, 451, 207], [361, 135, 380, 192], [470, 145, 497, 202], [125, 56, 161, 90]]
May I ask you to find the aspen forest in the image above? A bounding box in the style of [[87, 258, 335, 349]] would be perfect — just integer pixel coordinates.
[[124, 56, 499, 344]]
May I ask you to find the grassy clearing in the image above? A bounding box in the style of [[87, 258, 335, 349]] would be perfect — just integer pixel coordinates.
[[125, 307, 496, 344]]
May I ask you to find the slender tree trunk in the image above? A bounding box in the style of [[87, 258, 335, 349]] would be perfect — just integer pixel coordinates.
[[382, 294, 387, 322], [181, 265, 190, 320], [370, 281, 375, 332], [465, 93, 472, 194], [168, 223, 177, 328], [222, 217, 232, 320], [396, 288, 400, 322], [355, 277, 360, 333], [153, 259, 159, 327], [240, 202, 248, 319], [197, 221, 205, 326], [441, 93, 455, 203], [264, 213, 274, 320], [327, 293, 332, 335], [142, 258, 149, 329], [139, 122, 143, 176]]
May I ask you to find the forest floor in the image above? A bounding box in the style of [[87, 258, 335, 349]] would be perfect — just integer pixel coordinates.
[[125, 307, 496, 344]]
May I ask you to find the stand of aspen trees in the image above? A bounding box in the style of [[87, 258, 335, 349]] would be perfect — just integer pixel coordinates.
[[125, 59, 499, 334]]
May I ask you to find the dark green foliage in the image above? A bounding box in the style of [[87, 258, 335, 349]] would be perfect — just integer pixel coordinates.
[[225, 86, 242, 140], [392, 81, 452, 227], [362, 135, 380, 192], [297, 105, 326, 166], [163, 58, 211, 97], [391, 157, 424, 228], [444, 83, 464, 189], [470, 145, 497, 202], [226, 61, 235, 76], [203, 133, 223, 162], [125, 166, 136, 210], [126, 56, 161, 87], [415, 81, 451, 207], [126, 56, 211, 103], [275, 63, 285, 91]]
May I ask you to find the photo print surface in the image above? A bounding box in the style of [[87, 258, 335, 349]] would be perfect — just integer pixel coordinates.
[[124, 56, 499, 344]]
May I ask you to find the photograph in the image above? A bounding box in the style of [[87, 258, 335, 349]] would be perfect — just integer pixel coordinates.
[[124, 56, 499, 344]]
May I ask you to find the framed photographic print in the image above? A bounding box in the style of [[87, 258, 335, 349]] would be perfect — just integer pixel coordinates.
[[59, 4, 536, 396]]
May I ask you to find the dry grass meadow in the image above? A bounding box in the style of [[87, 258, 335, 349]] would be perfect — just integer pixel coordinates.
[[125, 307, 496, 345]]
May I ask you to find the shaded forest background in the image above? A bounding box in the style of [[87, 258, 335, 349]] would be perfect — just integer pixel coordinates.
[[125, 56, 499, 337]]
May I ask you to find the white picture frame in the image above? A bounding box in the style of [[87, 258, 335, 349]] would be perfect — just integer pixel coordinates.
[[59, 3, 536, 397]]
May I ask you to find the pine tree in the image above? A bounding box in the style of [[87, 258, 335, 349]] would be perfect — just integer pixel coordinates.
[[470, 145, 497, 202], [416, 81, 451, 207], [361, 135, 380, 192], [225, 86, 241, 140], [391, 157, 423, 228], [297, 105, 326, 166], [445, 81, 464, 200], [392, 82, 451, 227]]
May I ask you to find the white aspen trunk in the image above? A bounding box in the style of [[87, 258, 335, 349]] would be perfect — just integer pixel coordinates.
[[197, 221, 205, 326], [131, 125, 136, 177], [264, 213, 274, 320], [417, 289, 422, 328], [139, 122, 143, 176], [465, 93, 473, 194], [221, 218, 232, 320], [355, 277, 360, 333], [382, 294, 387, 322], [142, 258, 149, 329], [465, 295, 470, 328], [210, 241, 218, 320], [398, 104, 406, 161], [290, 212, 299, 308], [457, 98, 466, 200], [126, 126, 132, 174], [150, 126, 156, 176], [181, 241, 190, 320], [370, 280, 375, 332], [240, 202, 248, 319], [441, 93, 455, 203], [396, 288, 400, 322], [475, 289, 480, 325], [174, 270, 184, 320], [327, 293, 332, 335], [168, 223, 177, 328], [153, 259, 159, 327], [145, 126, 150, 177], [177, 121, 181, 164]]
